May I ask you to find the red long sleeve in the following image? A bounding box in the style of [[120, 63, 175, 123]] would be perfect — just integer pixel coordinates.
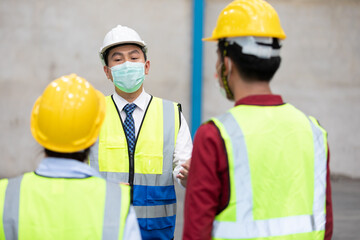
[[325, 148, 333, 239], [183, 123, 229, 240]]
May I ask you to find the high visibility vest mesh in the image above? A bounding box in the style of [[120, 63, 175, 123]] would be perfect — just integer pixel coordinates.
[[0, 173, 130, 240], [211, 104, 327, 240]]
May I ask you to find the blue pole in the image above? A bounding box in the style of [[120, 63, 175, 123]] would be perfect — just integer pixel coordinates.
[[191, 0, 204, 137]]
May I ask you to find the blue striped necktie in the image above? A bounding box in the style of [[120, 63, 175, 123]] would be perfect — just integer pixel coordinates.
[[123, 103, 137, 153]]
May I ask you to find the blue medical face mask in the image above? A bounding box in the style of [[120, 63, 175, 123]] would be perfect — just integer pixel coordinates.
[[110, 61, 145, 93]]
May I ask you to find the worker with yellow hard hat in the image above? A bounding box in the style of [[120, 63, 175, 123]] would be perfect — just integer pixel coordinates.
[[89, 25, 193, 240], [0, 74, 141, 239], [183, 0, 333, 239]]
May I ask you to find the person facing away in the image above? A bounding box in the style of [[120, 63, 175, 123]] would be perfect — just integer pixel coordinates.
[[183, 0, 333, 240], [89, 25, 193, 240], [0, 74, 141, 240]]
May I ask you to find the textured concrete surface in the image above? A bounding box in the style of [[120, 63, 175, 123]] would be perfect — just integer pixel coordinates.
[[331, 177, 360, 240], [2, 0, 358, 178], [0, 0, 360, 178], [0, 0, 193, 178], [0, 0, 359, 178], [202, 0, 360, 178], [174, 177, 360, 239]]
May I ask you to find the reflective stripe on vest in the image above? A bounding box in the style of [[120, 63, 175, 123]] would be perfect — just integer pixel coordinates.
[[133, 203, 177, 218], [3, 175, 22, 240], [89, 96, 179, 221], [211, 104, 328, 240], [1, 173, 129, 240], [103, 182, 124, 240]]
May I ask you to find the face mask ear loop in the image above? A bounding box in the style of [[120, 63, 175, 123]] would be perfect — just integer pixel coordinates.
[[106, 65, 112, 81], [221, 42, 234, 100]]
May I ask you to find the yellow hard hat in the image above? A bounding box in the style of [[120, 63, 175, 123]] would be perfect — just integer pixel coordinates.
[[31, 74, 106, 153], [203, 0, 286, 41]]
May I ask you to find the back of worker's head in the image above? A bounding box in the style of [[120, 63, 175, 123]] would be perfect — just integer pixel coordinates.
[[204, 0, 286, 82], [30, 74, 106, 161], [218, 38, 282, 82]]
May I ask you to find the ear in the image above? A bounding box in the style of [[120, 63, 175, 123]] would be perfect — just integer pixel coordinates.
[[103, 66, 113, 82], [223, 57, 231, 76], [144, 60, 150, 75]]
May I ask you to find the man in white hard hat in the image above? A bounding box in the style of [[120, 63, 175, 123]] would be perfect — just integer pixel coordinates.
[[89, 25, 193, 240]]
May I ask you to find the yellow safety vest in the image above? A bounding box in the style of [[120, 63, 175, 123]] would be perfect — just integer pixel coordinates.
[[89, 95, 180, 238], [0, 172, 130, 240], [211, 103, 328, 240]]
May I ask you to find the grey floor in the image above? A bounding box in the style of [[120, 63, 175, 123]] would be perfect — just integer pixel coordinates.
[[174, 177, 360, 240]]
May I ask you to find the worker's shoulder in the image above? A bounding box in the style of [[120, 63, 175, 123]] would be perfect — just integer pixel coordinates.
[[151, 95, 182, 113], [151, 95, 179, 104], [195, 121, 220, 141], [0, 177, 9, 188], [0, 174, 26, 191]]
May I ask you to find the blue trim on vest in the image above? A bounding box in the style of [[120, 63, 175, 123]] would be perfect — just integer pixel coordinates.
[[133, 185, 176, 206], [138, 216, 176, 240]]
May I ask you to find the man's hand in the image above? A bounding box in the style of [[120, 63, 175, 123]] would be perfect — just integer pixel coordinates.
[[176, 159, 191, 187]]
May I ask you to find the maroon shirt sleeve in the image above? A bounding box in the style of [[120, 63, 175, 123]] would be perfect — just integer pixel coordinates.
[[325, 147, 333, 240], [183, 122, 229, 240]]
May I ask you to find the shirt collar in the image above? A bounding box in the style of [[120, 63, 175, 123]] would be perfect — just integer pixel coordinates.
[[235, 94, 284, 106], [112, 88, 151, 112], [35, 157, 101, 179]]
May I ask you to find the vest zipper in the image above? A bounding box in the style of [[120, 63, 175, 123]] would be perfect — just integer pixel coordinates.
[[111, 95, 154, 203], [128, 151, 135, 202]]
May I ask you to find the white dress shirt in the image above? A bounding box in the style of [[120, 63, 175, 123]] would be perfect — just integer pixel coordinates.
[[35, 157, 141, 239], [112, 88, 193, 186]]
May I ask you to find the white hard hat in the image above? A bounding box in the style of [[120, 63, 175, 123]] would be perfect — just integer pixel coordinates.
[[99, 25, 147, 66]]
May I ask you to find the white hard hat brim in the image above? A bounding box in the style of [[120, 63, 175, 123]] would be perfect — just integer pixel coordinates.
[[99, 40, 146, 55]]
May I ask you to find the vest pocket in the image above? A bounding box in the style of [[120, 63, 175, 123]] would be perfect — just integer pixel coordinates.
[[133, 185, 176, 230], [99, 137, 128, 172], [135, 154, 163, 174], [146, 215, 176, 230], [146, 186, 176, 230], [146, 185, 176, 202]]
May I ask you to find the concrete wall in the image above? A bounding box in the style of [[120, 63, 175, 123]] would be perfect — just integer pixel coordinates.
[[0, 0, 192, 177], [0, 0, 359, 178], [274, 0, 360, 178], [203, 0, 360, 178]]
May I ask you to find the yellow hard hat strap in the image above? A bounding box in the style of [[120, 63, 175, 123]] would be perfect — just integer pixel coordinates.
[[221, 64, 234, 100], [220, 41, 234, 100]]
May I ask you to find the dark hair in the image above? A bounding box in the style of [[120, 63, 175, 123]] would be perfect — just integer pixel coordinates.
[[218, 39, 281, 82], [104, 43, 147, 66], [44, 148, 90, 162]]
